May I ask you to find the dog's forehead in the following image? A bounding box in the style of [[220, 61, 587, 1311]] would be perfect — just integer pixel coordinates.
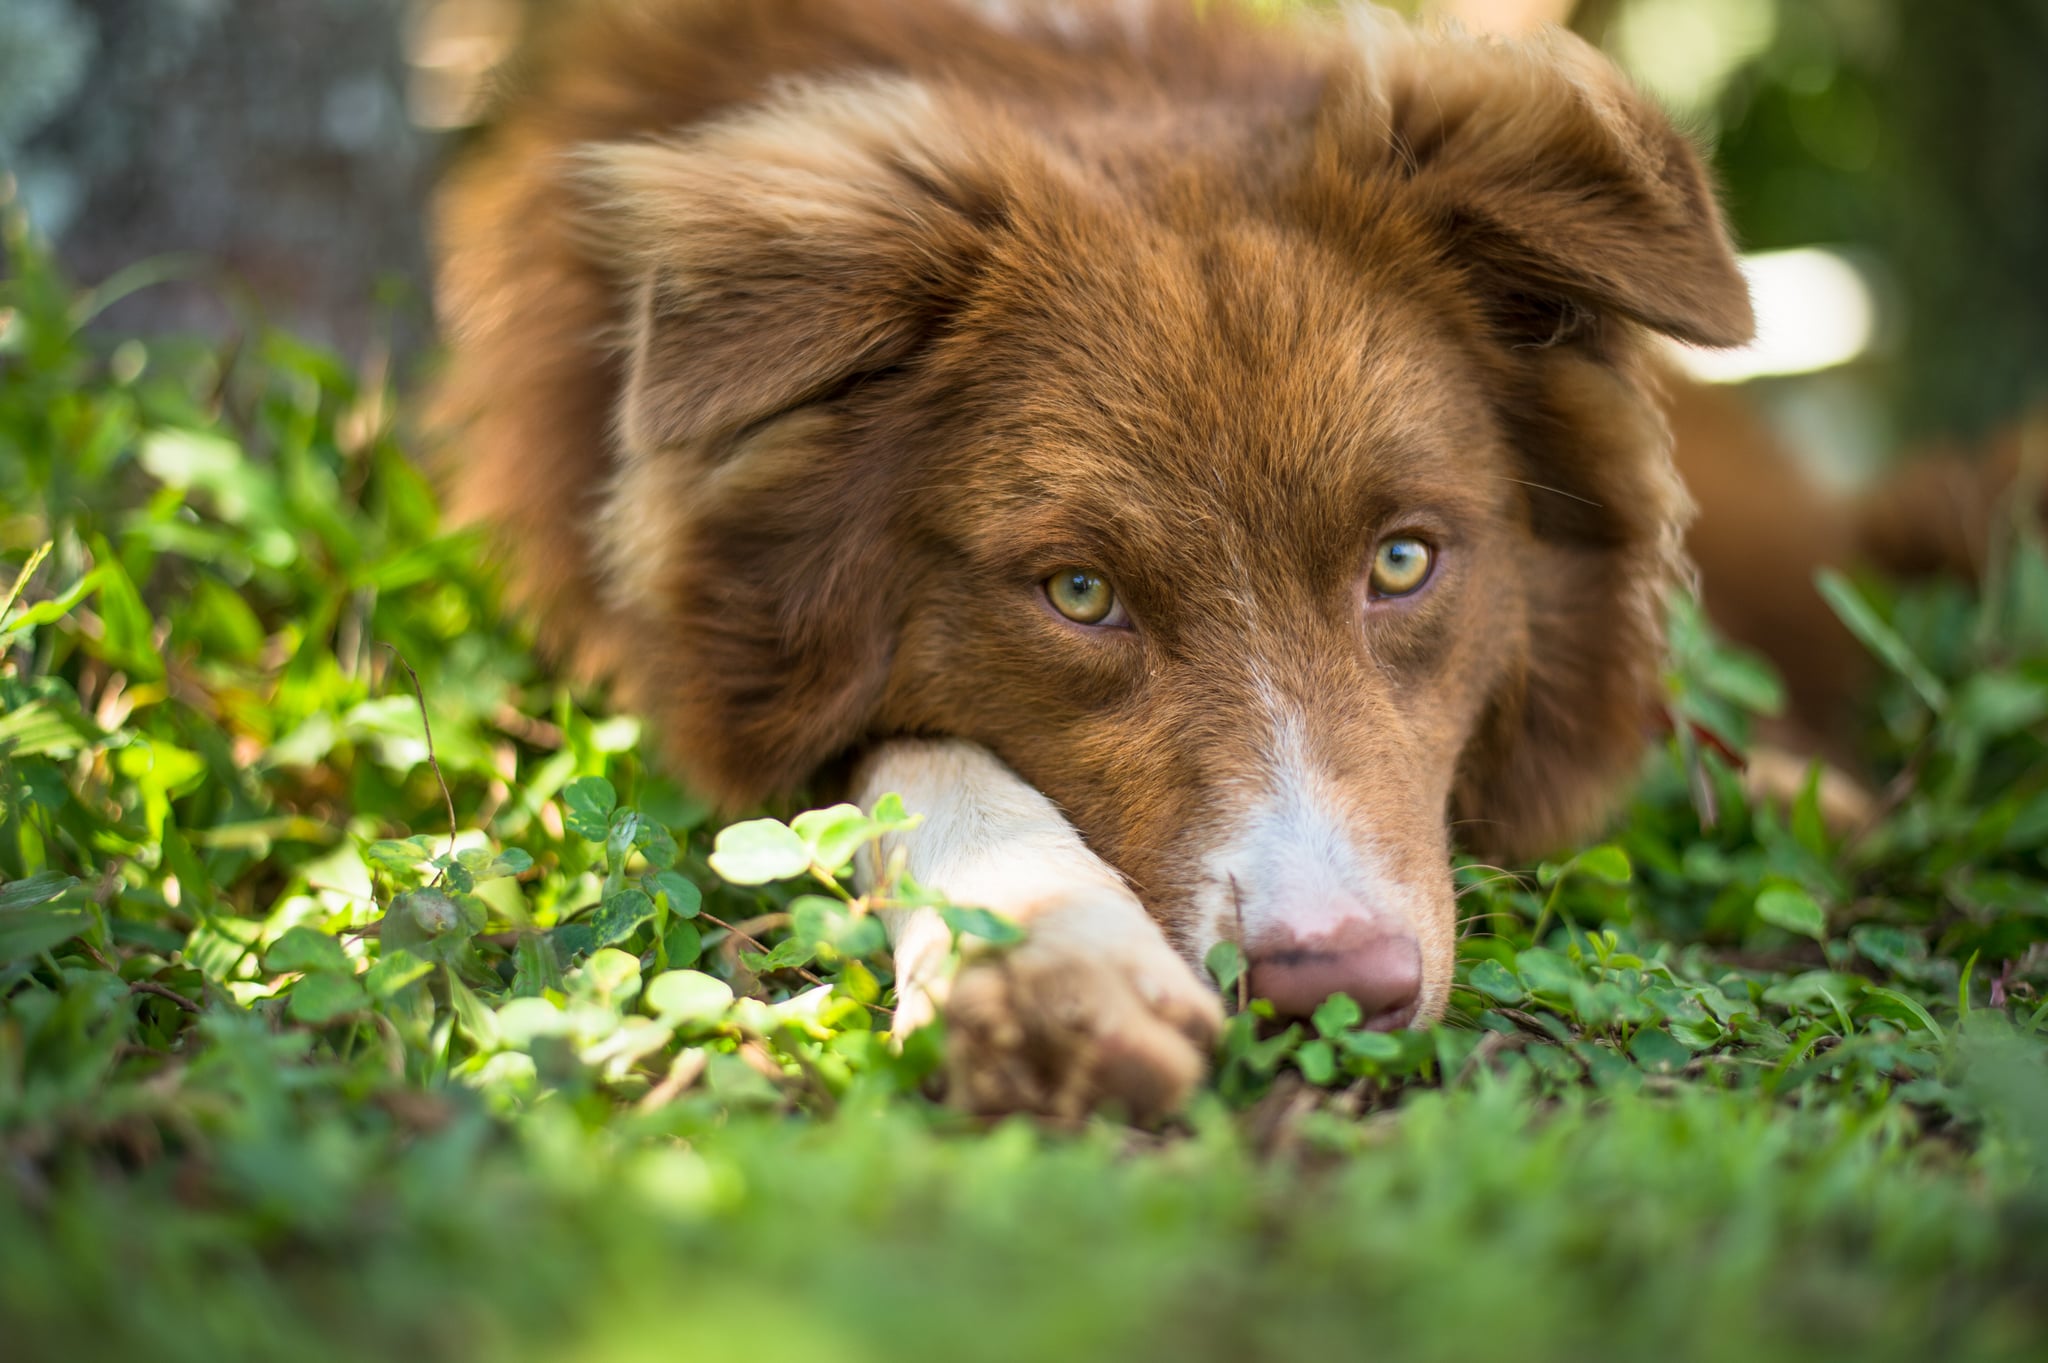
[[937, 213, 1507, 554]]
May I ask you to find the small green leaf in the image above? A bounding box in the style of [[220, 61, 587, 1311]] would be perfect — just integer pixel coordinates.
[[660, 918, 703, 970], [288, 971, 368, 1024], [453, 847, 496, 875], [835, 914, 888, 960], [1951, 671, 2048, 738], [1467, 959, 1526, 1004], [456, 846, 533, 881], [496, 997, 573, 1048], [787, 895, 889, 962], [605, 808, 641, 863], [646, 969, 734, 1026], [1574, 845, 1633, 885], [428, 890, 484, 937], [870, 793, 922, 831], [1237, 1023, 1304, 1076], [0, 871, 80, 912], [364, 838, 434, 889], [1629, 1026, 1690, 1073], [86, 533, 164, 682], [488, 848, 535, 878], [576, 948, 643, 1005], [1696, 647, 1786, 717], [364, 949, 433, 999], [1791, 764, 1831, 860], [1205, 940, 1247, 996], [1861, 986, 1945, 1040], [632, 820, 678, 869], [1311, 992, 1362, 1037], [939, 904, 1027, 948], [445, 969, 500, 1050], [1295, 1038, 1338, 1085], [1850, 924, 1936, 981], [592, 887, 655, 949], [792, 803, 875, 876], [381, 889, 488, 962], [265, 926, 351, 975], [1516, 948, 1581, 997], [550, 922, 597, 967], [707, 818, 811, 885], [512, 934, 564, 997], [792, 895, 845, 947], [562, 776, 617, 841], [1669, 1014, 1724, 1051], [1336, 1029, 1405, 1063], [1755, 882, 1827, 940], [0, 906, 89, 964], [742, 935, 818, 972], [1816, 570, 1948, 712], [649, 869, 702, 920]]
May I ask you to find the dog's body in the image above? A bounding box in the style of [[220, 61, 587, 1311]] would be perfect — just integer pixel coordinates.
[[434, 0, 1764, 1117]]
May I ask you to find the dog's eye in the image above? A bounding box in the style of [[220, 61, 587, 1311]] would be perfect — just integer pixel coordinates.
[[1045, 569, 1125, 626], [1369, 537, 1435, 598]]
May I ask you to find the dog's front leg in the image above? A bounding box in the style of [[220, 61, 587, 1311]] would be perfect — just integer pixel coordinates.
[[850, 739, 1222, 1121]]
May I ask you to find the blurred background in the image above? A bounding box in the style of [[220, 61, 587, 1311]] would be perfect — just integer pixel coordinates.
[[2, 0, 2043, 480]]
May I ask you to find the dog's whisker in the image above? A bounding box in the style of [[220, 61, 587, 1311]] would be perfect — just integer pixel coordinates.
[[1453, 862, 1530, 895], [1490, 474, 1604, 509]]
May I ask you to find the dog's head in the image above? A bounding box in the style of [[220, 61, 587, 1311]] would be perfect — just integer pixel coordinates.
[[578, 13, 1750, 1026]]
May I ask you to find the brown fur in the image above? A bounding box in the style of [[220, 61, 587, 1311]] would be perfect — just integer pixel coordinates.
[[1673, 382, 2048, 746], [432, 0, 1751, 998]]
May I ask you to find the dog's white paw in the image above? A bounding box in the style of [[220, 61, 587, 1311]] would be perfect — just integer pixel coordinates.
[[940, 902, 1223, 1122], [852, 738, 1221, 1120]]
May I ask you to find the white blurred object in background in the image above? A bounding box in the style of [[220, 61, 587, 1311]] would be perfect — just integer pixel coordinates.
[[1675, 248, 1880, 383]]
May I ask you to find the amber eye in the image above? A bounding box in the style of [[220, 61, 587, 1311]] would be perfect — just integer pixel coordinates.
[[1369, 536, 1435, 598], [1045, 568, 1123, 626]]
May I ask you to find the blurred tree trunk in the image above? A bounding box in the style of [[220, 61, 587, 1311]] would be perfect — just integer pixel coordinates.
[[1, 0, 439, 359], [1884, 0, 2048, 438]]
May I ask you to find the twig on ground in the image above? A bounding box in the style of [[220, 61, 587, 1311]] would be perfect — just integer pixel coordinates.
[[637, 1049, 709, 1112], [701, 911, 828, 990], [129, 979, 202, 1014], [77, 939, 198, 1014], [490, 704, 565, 749]]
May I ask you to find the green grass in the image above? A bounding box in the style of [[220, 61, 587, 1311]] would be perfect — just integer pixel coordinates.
[[3, 193, 2047, 1363]]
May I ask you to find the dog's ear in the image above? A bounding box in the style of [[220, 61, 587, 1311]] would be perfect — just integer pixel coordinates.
[[572, 78, 1007, 804], [1323, 21, 1753, 349], [581, 76, 1001, 453]]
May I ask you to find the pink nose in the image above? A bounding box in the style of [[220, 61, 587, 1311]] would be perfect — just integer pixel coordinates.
[[1246, 930, 1421, 1029]]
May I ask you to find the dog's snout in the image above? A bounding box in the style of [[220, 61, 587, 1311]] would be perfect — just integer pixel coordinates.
[[1246, 929, 1421, 1029]]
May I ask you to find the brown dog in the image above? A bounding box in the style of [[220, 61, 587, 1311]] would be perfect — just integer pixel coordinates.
[[431, 0, 1757, 1118]]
